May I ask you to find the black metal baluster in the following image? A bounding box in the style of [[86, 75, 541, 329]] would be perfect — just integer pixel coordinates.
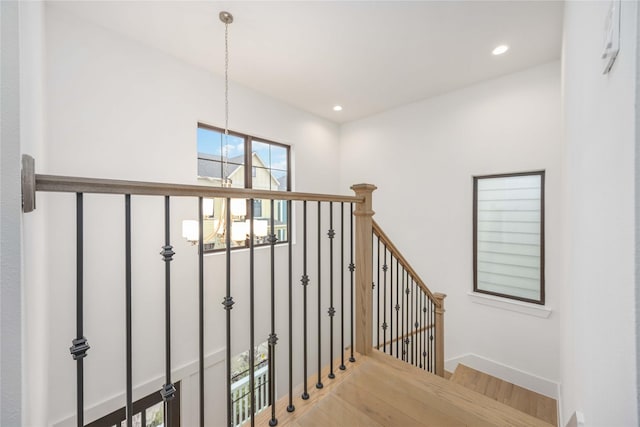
[[287, 200, 295, 412], [316, 201, 323, 389], [198, 197, 205, 427], [349, 203, 355, 363], [301, 201, 309, 400], [401, 268, 405, 362], [382, 245, 388, 353], [405, 271, 410, 364], [431, 298, 435, 374], [416, 284, 420, 368], [339, 202, 346, 371], [125, 194, 131, 427], [423, 293, 427, 371], [268, 199, 278, 426], [428, 298, 433, 373], [376, 237, 380, 349], [418, 289, 423, 369], [160, 196, 176, 426], [223, 198, 234, 426], [415, 282, 423, 365], [328, 202, 336, 380], [389, 252, 393, 357], [249, 199, 256, 427], [70, 193, 90, 427], [411, 279, 415, 366], [414, 280, 418, 366], [410, 279, 413, 366], [395, 259, 400, 359]]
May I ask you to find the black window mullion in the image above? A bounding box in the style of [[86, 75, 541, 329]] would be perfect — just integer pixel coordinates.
[[246, 135, 253, 189]]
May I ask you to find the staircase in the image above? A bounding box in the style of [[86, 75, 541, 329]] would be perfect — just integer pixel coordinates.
[[253, 351, 554, 427], [450, 364, 558, 426], [23, 166, 554, 427]]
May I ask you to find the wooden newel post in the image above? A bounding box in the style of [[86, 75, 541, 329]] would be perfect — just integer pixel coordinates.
[[434, 292, 446, 377], [351, 183, 377, 356]]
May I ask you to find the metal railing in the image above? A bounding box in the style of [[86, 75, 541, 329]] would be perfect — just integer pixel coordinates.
[[372, 220, 446, 376], [21, 155, 444, 427]]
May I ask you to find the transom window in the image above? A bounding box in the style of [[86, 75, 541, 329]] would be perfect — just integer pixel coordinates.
[[197, 124, 290, 252], [473, 171, 545, 304]]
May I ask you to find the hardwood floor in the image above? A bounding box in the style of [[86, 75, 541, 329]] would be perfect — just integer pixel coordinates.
[[251, 350, 553, 427], [450, 364, 558, 426]]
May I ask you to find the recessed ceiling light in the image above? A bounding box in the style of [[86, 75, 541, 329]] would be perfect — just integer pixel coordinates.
[[333, 105, 343, 112], [492, 45, 509, 56]]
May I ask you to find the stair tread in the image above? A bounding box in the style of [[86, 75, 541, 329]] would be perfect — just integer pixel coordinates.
[[249, 351, 554, 427], [450, 364, 557, 426]]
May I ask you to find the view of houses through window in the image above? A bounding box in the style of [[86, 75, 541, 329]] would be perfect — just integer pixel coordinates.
[[197, 124, 290, 252], [230, 341, 270, 427]]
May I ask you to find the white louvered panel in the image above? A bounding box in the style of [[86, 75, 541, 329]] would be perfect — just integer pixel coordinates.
[[477, 199, 541, 211], [477, 251, 540, 268], [477, 174, 541, 191], [477, 230, 540, 245], [477, 210, 540, 222], [477, 271, 539, 291], [477, 261, 540, 280], [477, 220, 540, 233], [476, 188, 541, 201], [477, 281, 539, 300], [477, 241, 540, 257]]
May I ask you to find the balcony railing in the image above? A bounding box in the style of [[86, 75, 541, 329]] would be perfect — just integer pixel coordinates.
[[231, 364, 270, 427], [21, 155, 444, 427]]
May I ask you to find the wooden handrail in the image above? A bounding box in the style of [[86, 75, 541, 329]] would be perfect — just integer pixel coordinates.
[[372, 220, 441, 308], [375, 323, 434, 350], [29, 173, 362, 205]]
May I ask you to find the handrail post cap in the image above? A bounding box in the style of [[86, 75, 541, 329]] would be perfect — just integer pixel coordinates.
[[350, 183, 377, 192]]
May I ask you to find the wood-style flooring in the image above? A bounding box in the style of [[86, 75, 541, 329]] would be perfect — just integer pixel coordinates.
[[251, 350, 553, 427], [450, 364, 557, 426]]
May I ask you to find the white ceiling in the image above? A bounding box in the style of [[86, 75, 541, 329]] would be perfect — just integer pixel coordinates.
[[50, 1, 564, 124]]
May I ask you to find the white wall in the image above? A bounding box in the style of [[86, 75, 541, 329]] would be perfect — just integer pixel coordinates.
[[19, 1, 49, 426], [29, 4, 347, 425], [562, 1, 638, 426], [340, 62, 563, 388], [1, 1, 23, 425]]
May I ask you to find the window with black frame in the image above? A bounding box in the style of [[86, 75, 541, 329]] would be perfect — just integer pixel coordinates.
[[473, 171, 545, 304], [196, 124, 290, 252]]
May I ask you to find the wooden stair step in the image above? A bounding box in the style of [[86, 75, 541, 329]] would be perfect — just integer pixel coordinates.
[[450, 364, 557, 426], [253, 350, 553, 426]]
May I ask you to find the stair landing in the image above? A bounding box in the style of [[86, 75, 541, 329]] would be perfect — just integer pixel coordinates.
[[253, 350, 553, 427], [450, 364, 558, 426]]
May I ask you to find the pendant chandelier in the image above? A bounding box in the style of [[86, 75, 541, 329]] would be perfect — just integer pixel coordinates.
[[182, 11, 267, 246], [220, 11, 233, 188]]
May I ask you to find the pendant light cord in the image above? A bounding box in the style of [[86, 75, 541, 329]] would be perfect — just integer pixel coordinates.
[[223, 19, 230, 184]]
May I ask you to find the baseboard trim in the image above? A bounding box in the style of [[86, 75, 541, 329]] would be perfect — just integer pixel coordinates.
[[445, 353, 560, 399], [565, 411, 585, 427], [53, 347, 226, 427]]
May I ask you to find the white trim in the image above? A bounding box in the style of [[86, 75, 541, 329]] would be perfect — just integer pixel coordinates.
[[445, 353, 559, 399], [467, 291, 552, 318], [52, 347, 226, 427]]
